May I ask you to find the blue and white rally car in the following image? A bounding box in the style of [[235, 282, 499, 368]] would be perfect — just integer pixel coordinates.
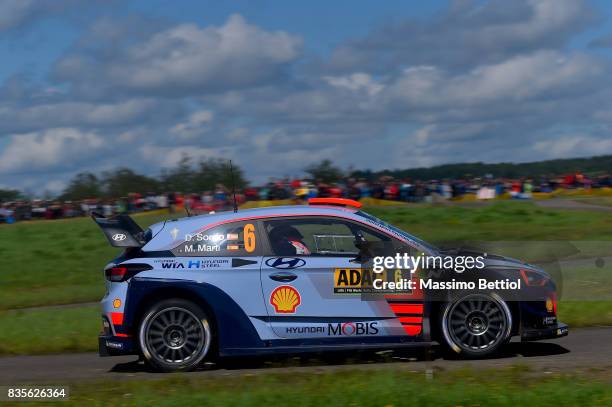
[[94, 198, 567, 372]]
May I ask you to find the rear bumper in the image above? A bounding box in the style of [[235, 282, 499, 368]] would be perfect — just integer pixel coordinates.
[[521, 322, 568, 341], [98, 335, 137, 357]]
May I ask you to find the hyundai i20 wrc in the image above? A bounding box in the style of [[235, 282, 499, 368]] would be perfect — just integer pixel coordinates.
[[94, 198, 568, 372]]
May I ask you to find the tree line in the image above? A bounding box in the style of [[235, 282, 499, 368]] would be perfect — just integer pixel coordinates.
[[1, 154, 611, 202], [351, 155, 612, 181], [55, 157, 248, 201]]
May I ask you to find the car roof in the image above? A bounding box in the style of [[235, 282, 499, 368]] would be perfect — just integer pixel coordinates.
[[143, 205, 363, 252], [191, 204, 358, 221]]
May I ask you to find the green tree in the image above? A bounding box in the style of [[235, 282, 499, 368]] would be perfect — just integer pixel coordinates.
[[160, 155, 197, 193], [60, 172, 101, 200], [102, 168, 159, 197], [305, 159, 344, 183], [194, 158, 247, 192], [0, 189, 21, 202], [351, 154, 612, 181]]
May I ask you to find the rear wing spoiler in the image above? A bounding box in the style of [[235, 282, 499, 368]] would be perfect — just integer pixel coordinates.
[[91, 212, 146, 248]]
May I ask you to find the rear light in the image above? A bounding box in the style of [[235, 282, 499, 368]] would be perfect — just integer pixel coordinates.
[[520, 269, 549, 287], [548, 293, 558, 315], [106, 267, 127, 282], [105, 264, 152, 282]]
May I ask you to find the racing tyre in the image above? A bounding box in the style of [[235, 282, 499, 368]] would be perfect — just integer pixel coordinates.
[[441, 293, 512, 358], [139, 299, 212, 372]]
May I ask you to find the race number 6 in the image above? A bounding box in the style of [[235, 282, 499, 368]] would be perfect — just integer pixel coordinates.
[[244, 223, 256, 253]]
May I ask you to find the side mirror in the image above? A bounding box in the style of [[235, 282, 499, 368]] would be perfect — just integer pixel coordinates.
[[351, 233, 374, 264]]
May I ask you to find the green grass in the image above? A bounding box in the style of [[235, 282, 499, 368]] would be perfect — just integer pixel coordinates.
[[0, 305, 99, 355], [366, 201, 612, 242], [14, 366, 612, 406], [1, 202, 610, 310], [557, 302, 612, 327], [0, 212, 168, 310], [0, 201, 610, 357], [0, 299, 607, 357], [571, 196, 612, 208]]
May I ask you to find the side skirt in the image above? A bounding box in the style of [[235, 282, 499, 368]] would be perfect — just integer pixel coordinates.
[[220, 341, 435, 357]]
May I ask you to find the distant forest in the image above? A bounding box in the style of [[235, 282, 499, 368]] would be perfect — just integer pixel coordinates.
[[350, 155, 612, 181], [1, 155, 611, 202]]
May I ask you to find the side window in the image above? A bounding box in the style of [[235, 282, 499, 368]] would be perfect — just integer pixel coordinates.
[[172, 221, 260, 256], [263, 217, 401, 257], [350, 222, 402, 257]]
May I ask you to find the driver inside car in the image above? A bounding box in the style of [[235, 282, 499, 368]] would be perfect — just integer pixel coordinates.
[[269, 224, 311, 255]]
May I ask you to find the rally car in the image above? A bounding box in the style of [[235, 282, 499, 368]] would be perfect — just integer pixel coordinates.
[[94, 198, 568, 372]]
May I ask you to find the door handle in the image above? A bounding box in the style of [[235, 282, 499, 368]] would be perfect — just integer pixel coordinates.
[[269, 272, 297, 282]]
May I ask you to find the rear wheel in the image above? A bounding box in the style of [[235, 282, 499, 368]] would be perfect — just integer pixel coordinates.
[[139, 299, 212, 372], [441, 293, 511, 358]]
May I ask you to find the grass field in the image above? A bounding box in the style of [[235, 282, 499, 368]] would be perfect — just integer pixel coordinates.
[[11, 366, 612, 406], [571, 196, 612, 208], [1, 201, 611, 310], [0, 201, 610, 355], [365, 202, 612, 242], [0, 301, 609, 356], [0, 305, 99, 355], [0, 212, 167, 310]]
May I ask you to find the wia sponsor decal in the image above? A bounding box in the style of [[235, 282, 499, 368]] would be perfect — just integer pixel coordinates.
[[155, 259, 229, 269]]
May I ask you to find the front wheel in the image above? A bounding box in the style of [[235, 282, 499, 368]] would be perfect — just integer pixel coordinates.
[[138, 299, 212, 372], [440, 293, 512, 358]]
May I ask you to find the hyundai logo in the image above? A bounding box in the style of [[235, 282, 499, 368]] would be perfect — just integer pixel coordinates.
[[112, 233, 127, 242], [265, 257, 306, 269]]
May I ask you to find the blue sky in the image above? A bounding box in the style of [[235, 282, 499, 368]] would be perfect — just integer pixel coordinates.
[[1, 0, 612, 195], [0, 1, 448, 82]]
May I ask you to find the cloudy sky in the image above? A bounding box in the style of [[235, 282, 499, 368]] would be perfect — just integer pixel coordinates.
[[1, 0, 612, 194]]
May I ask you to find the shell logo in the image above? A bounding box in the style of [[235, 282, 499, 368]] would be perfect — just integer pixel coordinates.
[[270, 286, 301, 314]]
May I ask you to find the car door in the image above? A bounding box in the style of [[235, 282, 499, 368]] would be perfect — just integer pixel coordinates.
[[259, 216, 413, 340], [170, 220, 269, 335]]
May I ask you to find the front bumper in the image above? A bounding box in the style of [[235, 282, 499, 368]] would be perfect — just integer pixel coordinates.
[[99, 335, 137, 357], [521, 322, 569, 342]]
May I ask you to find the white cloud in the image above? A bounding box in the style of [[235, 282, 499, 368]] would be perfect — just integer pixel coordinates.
[[324, 73, 384, 96], [0, 99, 164, 133], [43, 179, 67, 194], [1, 1, 612, 192], [0, 0, 36, 31], [55, 14, 303, 95], [387, 51, 603, 109], [533, 134, 612, 158], [327, 0, 596, 73], [0, 128, 103, 174], [170, 110, 214, 139], [138, 144, 219, 168], [0, 0, 84, 32]]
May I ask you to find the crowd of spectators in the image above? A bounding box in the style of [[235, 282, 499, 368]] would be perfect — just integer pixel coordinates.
[[0, 172, 610, 224]]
